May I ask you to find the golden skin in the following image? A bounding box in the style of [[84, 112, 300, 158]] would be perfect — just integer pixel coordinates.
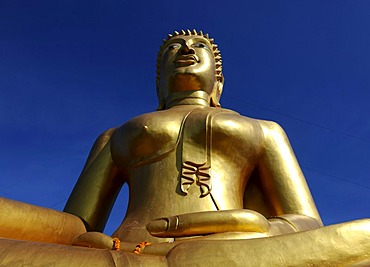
[[65, 35, 322, 245], [159, 36, 217, 95], [1, 32, 370, 266]]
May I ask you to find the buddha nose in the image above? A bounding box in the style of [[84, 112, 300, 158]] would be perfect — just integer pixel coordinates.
[[179, 44, 195, 55]]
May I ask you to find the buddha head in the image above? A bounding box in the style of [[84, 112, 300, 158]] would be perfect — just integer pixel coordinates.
[[156, 30, 224, 110]]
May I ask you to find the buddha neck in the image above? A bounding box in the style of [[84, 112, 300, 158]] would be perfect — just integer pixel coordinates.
[[165, 91, 210, 109]]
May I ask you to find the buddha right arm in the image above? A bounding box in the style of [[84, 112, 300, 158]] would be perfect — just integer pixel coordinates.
[[0, 197, 86, 245], [64, 128, 124, 232], [0, 128, 122, 245], [0, 197, 119, 249]]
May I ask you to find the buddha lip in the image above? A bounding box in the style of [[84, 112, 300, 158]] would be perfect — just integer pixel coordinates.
[[174, 55, 199, 66]]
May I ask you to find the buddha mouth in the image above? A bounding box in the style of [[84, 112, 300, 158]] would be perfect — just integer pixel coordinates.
[[174, 55, 199, 67]]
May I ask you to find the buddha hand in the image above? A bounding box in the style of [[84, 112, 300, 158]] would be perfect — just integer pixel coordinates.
[[146, 209, 270, 238], [72, 232, 119, 250]]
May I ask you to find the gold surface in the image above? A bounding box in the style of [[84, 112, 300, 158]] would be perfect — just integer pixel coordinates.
[[0, 30, 369, 266]]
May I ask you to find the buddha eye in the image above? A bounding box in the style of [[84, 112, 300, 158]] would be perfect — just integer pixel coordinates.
[[193, 43, 209, 50], [167, 43, 180, 50]]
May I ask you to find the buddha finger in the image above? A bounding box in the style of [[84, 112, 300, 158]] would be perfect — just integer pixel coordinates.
[[72, 232, 119, 250], [146, 209, 269, 237]]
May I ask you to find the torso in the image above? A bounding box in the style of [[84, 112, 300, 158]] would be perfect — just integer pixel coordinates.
[[111, 105, 264, 242]]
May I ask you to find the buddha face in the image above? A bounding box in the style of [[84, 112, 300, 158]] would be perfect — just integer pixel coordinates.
[[158, 35, 217, 102]]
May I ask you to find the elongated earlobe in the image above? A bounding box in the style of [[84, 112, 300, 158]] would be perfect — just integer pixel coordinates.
[[156, 86, 166, 110], [210, 75, 224, 108]]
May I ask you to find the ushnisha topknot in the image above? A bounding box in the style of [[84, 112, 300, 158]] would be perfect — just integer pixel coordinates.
[[156, 29, 223, 87]]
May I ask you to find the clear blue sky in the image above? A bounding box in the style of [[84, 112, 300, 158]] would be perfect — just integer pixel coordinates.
[[1, 0, 369, 235]]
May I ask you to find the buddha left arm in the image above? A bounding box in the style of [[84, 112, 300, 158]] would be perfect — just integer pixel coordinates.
[[257, 120, 323, 234]]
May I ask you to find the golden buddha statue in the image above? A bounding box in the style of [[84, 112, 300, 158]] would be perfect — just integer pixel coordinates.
[[1, 29, 370, 266]]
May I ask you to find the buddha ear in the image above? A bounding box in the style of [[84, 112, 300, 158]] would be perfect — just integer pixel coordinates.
[[210, 75, 224, 108], [156, 86, 166, 110]]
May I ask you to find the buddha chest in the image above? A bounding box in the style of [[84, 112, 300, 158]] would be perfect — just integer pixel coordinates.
[[111, 105, 264, 178], [111, 106, 265, 242]]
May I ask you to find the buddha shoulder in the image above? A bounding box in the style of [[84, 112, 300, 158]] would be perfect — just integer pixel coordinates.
[[254, 119, 290, 145]]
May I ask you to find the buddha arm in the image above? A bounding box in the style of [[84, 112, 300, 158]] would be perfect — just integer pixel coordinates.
[[257, 120, 323, 234], [0, 197, 86, 245], [64, 128, 124, 232], [0, 129, 122, 245]]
